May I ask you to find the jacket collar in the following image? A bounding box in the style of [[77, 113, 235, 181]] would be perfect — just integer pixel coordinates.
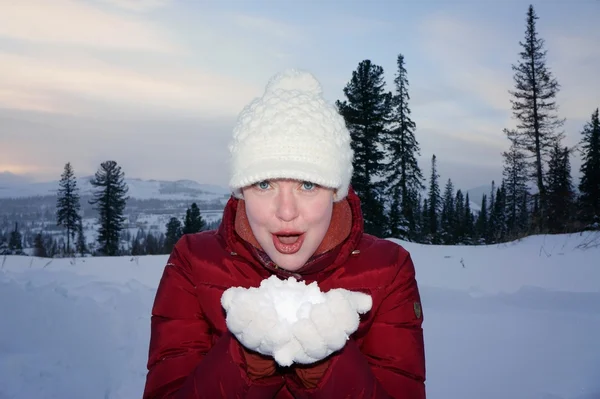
[[217, 186, 364, 281]]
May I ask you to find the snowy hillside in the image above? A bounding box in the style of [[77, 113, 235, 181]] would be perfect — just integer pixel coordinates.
[[1, 232, 599, 399], [0, 173, 230, 201]]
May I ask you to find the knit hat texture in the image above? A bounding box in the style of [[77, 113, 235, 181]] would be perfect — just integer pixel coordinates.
[[228, 69, 354, 202]]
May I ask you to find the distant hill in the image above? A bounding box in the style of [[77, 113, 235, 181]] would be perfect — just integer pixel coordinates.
[[0, 173, 231, 201]]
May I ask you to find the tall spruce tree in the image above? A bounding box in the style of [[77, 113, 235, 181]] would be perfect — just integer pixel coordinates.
[[463, 192, 475, 244], [545, 143, 575, 233], [76, 218, 87, 256], [384, 54, 424, 240], [337, 60, 392, 237], [426, 155, 441, 244], [56, 162, 81, 255], [440, 179, 456, 244], [89, 160, 129, 256], [504, 4, 565, 228], [455, 189, 465, 244], [578, 108, 600, 228], [8, 222, 23, 254], [490, 183, 508, 242], [503, 138, 529, 237], [476, 194, 488, 244], [183, 203, 205, 234], [165, 217, 183, 253]]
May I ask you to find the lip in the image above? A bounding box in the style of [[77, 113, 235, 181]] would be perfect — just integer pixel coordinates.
[[273, 230, 304, 236], [272, 231, 305, 255]]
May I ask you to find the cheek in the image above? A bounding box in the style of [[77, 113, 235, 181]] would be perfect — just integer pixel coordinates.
[[306, 200, 333, 235]]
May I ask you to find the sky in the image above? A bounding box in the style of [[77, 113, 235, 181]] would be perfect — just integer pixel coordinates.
[[0, 0, 599, 192]]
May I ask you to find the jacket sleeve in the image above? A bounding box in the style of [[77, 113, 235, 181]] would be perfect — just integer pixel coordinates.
[[142, 236, 285, 399], [286, 247, 426, 399]]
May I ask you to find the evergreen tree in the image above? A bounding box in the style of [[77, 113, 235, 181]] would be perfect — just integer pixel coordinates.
[[34, 233, 47, 257], [503, 138, 529, 237], [8, 222, 23, 254], [337, 60, 392, 237], [518, 191, 530, 235], [165, 217, 183, 253], [76, 218, 87, 256], [440, 179, 456, 244], [89, 160, 129, 256], [454, 189, 465, 243], [384, 54, 424, 240], [504, 5, 565, 229], [463, 193, 475, 244], [476, 194, 488, 244], [183, 203, 205, 234], [426, 155, 441, 244], [545, 143, 575, 233], [421, 198, 430, 244], [490, 183, 508, 242], [56, 162, 81, 255], [487, 181, 496, 242], [578, 108, 600, 228]]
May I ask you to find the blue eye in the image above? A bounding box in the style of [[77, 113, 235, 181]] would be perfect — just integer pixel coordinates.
[[257, 181, 270, 190], [302, 181, 315, 190]]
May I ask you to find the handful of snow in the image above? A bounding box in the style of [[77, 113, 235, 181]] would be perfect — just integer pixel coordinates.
[[221, 275, 372, 367]]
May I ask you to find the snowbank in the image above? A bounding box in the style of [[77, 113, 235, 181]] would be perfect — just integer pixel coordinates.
[[0, 231, 599, 399]]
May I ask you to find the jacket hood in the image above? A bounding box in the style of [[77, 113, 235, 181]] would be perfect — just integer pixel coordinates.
[[217, 186, 365, 281]]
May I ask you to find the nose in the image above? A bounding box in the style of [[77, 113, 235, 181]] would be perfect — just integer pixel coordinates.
[[274, 187, 299, 222]]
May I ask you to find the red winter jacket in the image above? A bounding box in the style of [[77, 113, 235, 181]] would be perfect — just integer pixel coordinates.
[[143, 188, 426, 398]]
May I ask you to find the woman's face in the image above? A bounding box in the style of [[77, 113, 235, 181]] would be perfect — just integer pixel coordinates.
[[241, 179, 334, 271]]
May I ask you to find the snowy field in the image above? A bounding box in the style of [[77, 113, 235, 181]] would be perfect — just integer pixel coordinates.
[[1, 232, 599, 399]]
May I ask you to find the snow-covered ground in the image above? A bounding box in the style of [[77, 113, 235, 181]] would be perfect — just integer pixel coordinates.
[[1, 232, 599, 399]]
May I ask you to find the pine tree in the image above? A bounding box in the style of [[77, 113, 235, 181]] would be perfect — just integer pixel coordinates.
[[8, 222, 23, 254], [578, 108, 600, 228], [454, 189, 465, 244], [337, 60, 392, 237], [384, 54, 424, 240], [165, 217, 183, 253], [183, 203, 205, 234], [56, 162, 81, 255], [463, 193, 475, 244], [89, 160, 129, 256], [545, 143, 575, 233], [487, 181, 496, 242], [421, 198, 430, 243], [504, 5, 565, 229], [503, 138, 529, 237], [76, 218, 87, 256], [490, 183, 508, 242], [476, 194, 488, 244], [34, 233, 47, 257], [426, 155, 441, 244], [440, 179, 456, 244]]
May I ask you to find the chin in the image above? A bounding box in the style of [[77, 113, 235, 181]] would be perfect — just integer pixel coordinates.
[[270, 252, 310, 272]]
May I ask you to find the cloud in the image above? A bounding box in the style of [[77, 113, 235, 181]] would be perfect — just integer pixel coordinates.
[[0, 52, 261, 117], [95, 0, 172, 11], [547, 32, 600, 122], [0, 109, 235, 185], [418, 14, 515, 113], [0, 0, 181, 53]]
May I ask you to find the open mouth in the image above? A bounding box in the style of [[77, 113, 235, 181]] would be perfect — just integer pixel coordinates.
[[272, 231, 305, 254], [276, 234, 302, 244]]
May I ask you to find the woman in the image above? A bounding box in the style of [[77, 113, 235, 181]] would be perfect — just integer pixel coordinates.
[[142, 69, 426, 398]]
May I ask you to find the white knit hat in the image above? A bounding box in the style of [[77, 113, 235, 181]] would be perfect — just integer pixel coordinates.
[[228, 69, 354, 202]]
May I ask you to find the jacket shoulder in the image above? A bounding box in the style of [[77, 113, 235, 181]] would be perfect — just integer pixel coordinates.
[[357, 234, 411, 265]]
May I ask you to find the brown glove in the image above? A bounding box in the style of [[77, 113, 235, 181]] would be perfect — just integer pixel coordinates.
[[294, 358, 331, 388], [241, 347, 278, 380]]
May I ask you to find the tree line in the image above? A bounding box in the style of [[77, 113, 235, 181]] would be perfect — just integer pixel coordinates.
[[1, 160, 213, 257], [335, 4, 599, 244]]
